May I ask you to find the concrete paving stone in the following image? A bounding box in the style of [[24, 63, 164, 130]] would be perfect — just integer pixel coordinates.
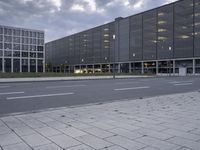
[[45, 121, 67, 129], [162, 128, 200, 141], [90, 121, 116, 130], [35, 127, 62, 137], [105, 135, 146, 150], [67, 121, 92, 129], [83, 127, 115, 138], [76, 134, 113, 149], [0, 133, 22, 146], [189, 129, 200, 136], [36, 117, 55, 123], [109, 128, 143, 140], [0, 125, 11, 135], [136, 128, 174, 140], [140, 146, 160, 150], [21, 133, 51, 147], [2, 142, 31, 150], [133, 122, 168, 132], [33, 143, 62, 150], [65, 144, 94, 150], [22, 120, 47, 129], [110, 122, 141, 131], [59, 127, 87, 138], [135, 136, 181, 150], [48, 134, 81, 149], [167, 136, 200, 150], [13, 126, 37, 136], [101, 145, 126, 150], [178, 147, 193, 150]]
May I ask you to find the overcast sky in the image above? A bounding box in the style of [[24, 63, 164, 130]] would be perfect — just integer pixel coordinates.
[[0, 0, 177, 42]]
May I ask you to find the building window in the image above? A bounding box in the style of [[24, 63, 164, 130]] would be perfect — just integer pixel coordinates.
[[4, 28, 12, 35], [4, 51, 12, 57], [37, 53, 43, 58], [13, 29, 21, 36], [22, 52, 28, 57], [0, 43, 2, 49], [4, 36, 12, 43], [37, 46, 43, 51], [4, 43, 12, 50], [0, 35, 3, 42], [13, 37, 20, 43], [13, 51, 20, 57], [13, 44, 20, 50]]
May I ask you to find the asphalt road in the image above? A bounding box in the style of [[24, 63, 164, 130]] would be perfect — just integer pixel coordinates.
[[0, 76, 200, 116]]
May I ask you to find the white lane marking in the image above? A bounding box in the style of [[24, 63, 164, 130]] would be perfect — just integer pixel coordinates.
[[115, 82, 139, 85], [174, 83, 193, 86], [7, 92, 74, 100], [46, 85, 86, 89], [169, 81, 193, 84], [0, 92, 25, 95], [0, 86, 10, 88], [114, 86, 150, 91]]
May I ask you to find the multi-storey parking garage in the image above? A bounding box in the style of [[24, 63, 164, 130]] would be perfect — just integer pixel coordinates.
[[0, 25, 45, 73], [46, 0, 200, 75]]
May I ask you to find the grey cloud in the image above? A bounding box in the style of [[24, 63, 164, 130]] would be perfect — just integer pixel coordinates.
[[0, 0, 178, 42]]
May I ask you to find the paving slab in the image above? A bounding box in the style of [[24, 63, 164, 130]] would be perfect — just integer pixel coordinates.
[[0, 91, 200, 150]]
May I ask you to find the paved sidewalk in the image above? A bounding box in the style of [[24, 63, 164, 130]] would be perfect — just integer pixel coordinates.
[[1, 92, 200, 150], [0, 75, 152, 83]]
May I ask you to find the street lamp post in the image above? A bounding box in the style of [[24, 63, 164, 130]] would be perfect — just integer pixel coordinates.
[[64, 60, 67, 74], [169, 46, 172, 76], [113, 34, 116, 79]]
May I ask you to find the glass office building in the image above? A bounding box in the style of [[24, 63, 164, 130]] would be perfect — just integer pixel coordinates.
[[0, 25, 45, 73], [46, 0, 200, 75]]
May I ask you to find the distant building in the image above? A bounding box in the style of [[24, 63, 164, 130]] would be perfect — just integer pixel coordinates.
[[0, 25, 45, 73], [46, 0, 200, 75]]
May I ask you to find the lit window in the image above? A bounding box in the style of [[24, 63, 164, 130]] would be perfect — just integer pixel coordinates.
[[158, 12, 164, 16], [104, 34, 109, 37], [104, 40, 109, 43], [158, 21, 166, 24], [181, 35, 190, 39], [158, 29, 167, 32]]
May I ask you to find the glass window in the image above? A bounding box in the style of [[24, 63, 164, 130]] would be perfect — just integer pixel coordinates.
[[22, 45, 29, 51], [38, 39, 44, 45], [13, 29, 21, 36], [13, 59, 20, 72], [0, 35, 3, 41], [13, 37, 20, 43], [0, 43, 2, 49], [22, 52, 28, 57], [37, 53, 43, 58], [13, 51, 20, 57], [22, 30, 29, 37], [37, 46, 43, 51], [22, 37, 29, 44], [32, 39, 36, 44], [30, 45, 36, 51], [13, 44, 20, 50], [22, 59, 28, 72], [30, 59, 36, 72], [38, 60, 43, 72], [0, 27, 3, 34], [4, 51, 12, 57], [4, 43, 12, 50], [4, 28, 12, 35], [0, 50, 2, 56], [4, 58, 11, 72], [39, 32, 44, 38], [30, 52, 36, 58], [4, 36, 12, 43], [174, 0, 194, 58]]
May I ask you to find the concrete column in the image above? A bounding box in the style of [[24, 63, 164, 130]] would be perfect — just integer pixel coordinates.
[[92, 65, 95, 73], [141, 62, 144, 74], [43, 59, 45, 73], [173, 60, 175, 76], [118, 63, 121, 73], [156, 61, 159, 75], [129, 63, 132, 73], [193, 59, 195, 75], [28, 57, 30, 72], [11, 58, 13, 73], [100, 64, 102, 73]]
